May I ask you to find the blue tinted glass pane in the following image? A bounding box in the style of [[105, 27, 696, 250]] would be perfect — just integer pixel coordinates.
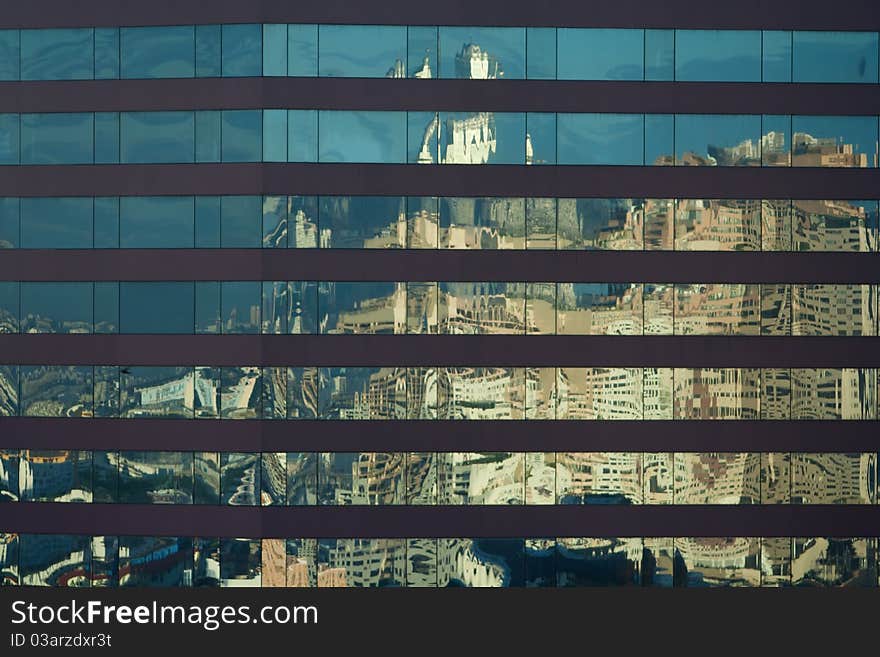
[[195, 25, 221, 77], [221, 282, 260, 334], [792, 115, 878, 167], [408, 112, 438, 163], [94, 282, 118, 332], [195, 196, 220, 248], [288, 24, 317, 76], [0, 114, 19, 164], [21, 28, 93, 80], [263, 24, 287, 76], [94, 197, 119, 248], [21, 197, 92, 248], [558, 29, 643, 80], [0, 281, 19, 333], [288, 110, 318, 162], [318, 111, 406, 163], [676, 30, 761, 81], [121, 26, 194, 79], [121, 111, 194, 163], [120, 283, 194, 333], [319, 25, 407, 78], [526, 113, 555, 164], [646, 30, 674, 81], [195, 110, 220, 163], [762, 31, 792, 82], [793, 31, 879, 83], [21, 282, 93, 333], [94, 28, 119, 79], [221, 196, 261, 247], [222, 24, 261, 76], [526, 28, 556, 79], [221, 110, 261, 162], [0, 198, 18, 249], [195, 281, 220, 333], [557, 114, 644, 165], [439, 27, 525, 79], [121, 196, 194, 248], [408, 26, 437, 78], [0, 30, 20, 80], [262, 196, 287, 248], [762, 115, 791, 166], [263, 110, 287, 162], [439, 112, 525, 164], [94, 112, 119, 164], [675, 114, 761, 166], [646, 114, 674, 165], [21, 113, 93, 164]]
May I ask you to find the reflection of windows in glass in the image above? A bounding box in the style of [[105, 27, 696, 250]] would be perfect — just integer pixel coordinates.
[[792, 284, 876, 336], [438, 453, 525, 505], [556, 284, 642, 335], [438, 112, 525, 165], [673, 368, 761, 419], [674, 284, 760, 335], [791, 369, 877, 420], [440, 197, 525, 249], [557, 537, 643, 586], [438, 283, 526, 334], [220, 367, 261, 419], [557, 198, 643, 250], [792, 538, 875, 586], [120, 367, 194, 419], [674, 537, 761, 587], [792, 199, 876, 252], [674, 453, 760, 504], [675, 199, 761, 251], [319, 195, 405, 249], [791, 454, 876, 504], [119, 537, 193, 587], [221, 454, 261, 506], [219, 538, 261, 587]]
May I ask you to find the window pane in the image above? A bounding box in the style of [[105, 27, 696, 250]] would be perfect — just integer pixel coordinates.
[[220, 196, 261, 247], [121, 111, 194, 163], [319, 195, 405, 249], [21, 113, 93, 164], [263, 24, 287, 76], [288, 110, 318, 162], [94, 197, 119, 248], [21, 197, 92, 248], [558, 114, 644, 165], [674, 284, 761, 335], [121, 26, 194, 79], [675, 199, 761, 251], [94, 282, 118, 333], [318, 111, 406, 163], [0, 197, 18, 248], [195, 282, 220, 334], [221, 24, 261, 76], [221, 281, 260, 334], [318, 25, 406, 78], [645, 30, 674, 81], [94, 28, 119, 79], [557, 29, 643, 80], [0, 30, 20, 81], [21, 282, 93, 334], [195, 110, 220, 162], [793, 31, 878, 83], [262, 195, 287, 248], [557, 284, 642, 335], [95, 112, 119, 164], [20, 366, 93, 418], [195, 25, 221, 77], [120, 196, 194, 248], [288, 24, 318, 77], [408, 26, 437, 79], [121, 367, 193, 418], [792, 199, 876, 252], [439, 112, 525, 164], [21, 28, 93, 80], [792, 115, 877, 168], [439, 197, 525, 249], [119, 282, 194, 333], [439, 284, 527, 332], [557, 198, 643, 250], [762, 31, 792, 82], [526, 27, 556, 79], [676, 30, 761, 81], [527, 112, 556, 165], [761, 114, 790, 166], [262, 110, 287, 162], [221, 110, 261, 162], [675, 115, 761, 166], [439, 27, 525, 79], [318, 282, 404, 334], [118, 452, 193, 504], [0, 113, 20, 164], [195, 196, 220, 247]]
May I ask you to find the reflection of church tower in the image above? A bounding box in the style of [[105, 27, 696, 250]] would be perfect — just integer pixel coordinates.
[[385, 59, 405, 78], [454, 43, 502, 79], [526, 133, 534, 165], [413, 53, 432, 79]]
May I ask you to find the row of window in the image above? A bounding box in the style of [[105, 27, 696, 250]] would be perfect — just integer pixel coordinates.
[[0, 534, 876, 588], [0, 111, 877, 166], [0, 366, 874, 420], [1, 197, 877, 252], [0, 25, 877, 83], [0, 282, 875, 337], [0, 450, 875, 506]]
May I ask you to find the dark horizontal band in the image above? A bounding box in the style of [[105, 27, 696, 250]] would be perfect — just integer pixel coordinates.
[[2, 250, 879, 284], [3, 79, 879, 115], [2, 503, 878, 538], [1, 0, 878, 30], [0, 335, 877, 367], [2, 164, 880, 199], [3, 418, 878, 453]]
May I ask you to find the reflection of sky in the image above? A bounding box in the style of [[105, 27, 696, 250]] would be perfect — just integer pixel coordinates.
[[675, 30, 761, 81], [319, 111, 406, 163], [439, 27, 525, 78], [792, 115, 878, 157], [558, 29, 643, 80], [558, 114, 643, 165], [21, 28, 94, 80], [21, 283, 91, 325], [674, 115, 761, 158], [318, 25, 406, 77], [762, 31, 791, 82], [120, 27, 194, 79], [21, 197, 92, 248], [120, 283, 193, 333], [793, 32, 878, 83], [121, 196, 193, 248]]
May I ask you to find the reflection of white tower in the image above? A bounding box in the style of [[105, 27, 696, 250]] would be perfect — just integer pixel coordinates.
[[441, 113, 497, 164], [413, 53, 432, 79], [526, 133, 534, 165], [455, 44, 502, 79], [418, 114, 439, 164]]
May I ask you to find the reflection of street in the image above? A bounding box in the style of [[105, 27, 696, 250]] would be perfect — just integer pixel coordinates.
[[228, 465, 256, 506], [222, 371, 258, 419]]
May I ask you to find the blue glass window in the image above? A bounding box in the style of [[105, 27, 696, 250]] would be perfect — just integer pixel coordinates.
[[121, 111, 194, 164], [94, 28, 119, 79], [557, 114, 644, 165], [0, 30, 20, 80], [791, 115, 878, 168], [675, 30, 761, 81], [21, 113, 94, 164], [0, 114, 19, 164], [793, 31, 879, 83], [645, 30, 674, 81], [439, 112, 526, 164], [119, 283, 194, 333], [526, 28, 556, 80], [195, 25, 221, 77], [195, 110, 221, 163], [195, 196, 220, 248], [646, 114, 674, 165], [0, 281, 19, 333], [287, 24, 318, 77], [557, 29, 643, 80], [439, 27, 525, 79], [526, 113, 556, 165], [121, 26, 194, 79], [221, 110, 261, 162], [319, 25, 407, 78], [220, 196, 262, 247], [21, 197, 93, 249], [94, 197, 119, 248], [94, 282, 119, 332], [94, 112, 119, 164], [675, 114, 761, 166], [263, 24, 287, 76], [319, 111, 406, 163], [221, 24, 262, 77], [0, 197, 17, 249], [288, 110, 318, 162], [263, 110, 287, 162], [221, 282, 261, 334], [120, 196, 194, 248], [21, 28, 93, 80], [21, 282, 93, 334], [762, 31, 792, 82], [408, 26, 437, 79]]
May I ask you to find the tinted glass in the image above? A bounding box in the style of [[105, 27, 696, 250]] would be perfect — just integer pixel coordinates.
[[675, 115, 761, 166], [221, 24, 261, 76], [121, 26, 194, 78], [119, 283, 194, 333], [21, 28, 93, 80], [319, 25, 406, 77], [0, 114, 19, 164], [288, 110, 318, 162], [439, 27, 525, 79], [221, 110, 261, 162], [220, 196, 261, 247], [20, 282, 93, 334], [791, 115, 877, 168], [762, 31, 792, 82], [557, 29, 643, 80], [0, 197, 17, 248], [95, 112, 119, 164], [408, 26, 437, 79], [288, 24, 318, 77], [793, 31, 878, 83], [645, 30, 674, 81], [318, 111, 406, 163], [676, 30, 761, 81], [558, 114, 644, 165], [20, 365, 93, 418], [263, 24, 287, 76], [526, 28, 556, 80], [121, 112, 194, 163], [195, 25, 221, 77], [320, 195, 405, 249], [21, 113, 93, 164], [0, 30, 20, 80], [120, 196, 194, 248], [94, 28, 119, 80], [21, 197, 92, 248]]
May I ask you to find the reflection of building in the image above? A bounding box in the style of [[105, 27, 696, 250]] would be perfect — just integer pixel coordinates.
[[792, 199, 874, 252], [557, 452, 643, 504], [673, 368, 760, 419], [792, 133, 871, 167], [675, 284, 760, 335], [441, 113, 496, 164], [791, 453, 875, 504], [674, 453, 761, 504], [675, 199, 761, 251], [455, 43, 502, 79]]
